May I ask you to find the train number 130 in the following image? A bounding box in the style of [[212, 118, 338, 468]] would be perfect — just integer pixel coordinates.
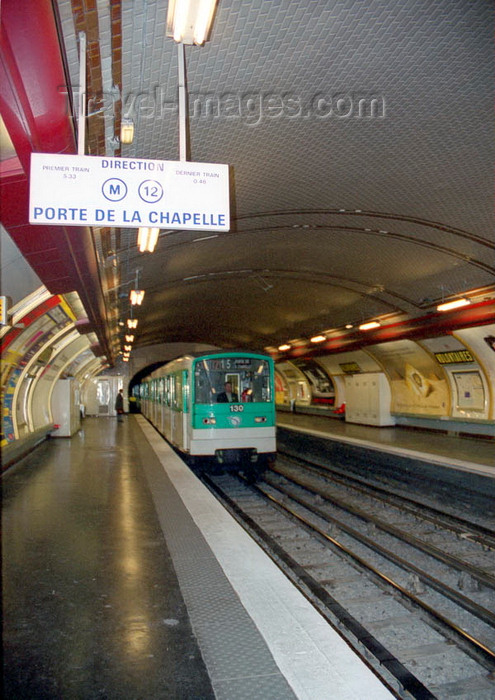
[[230, 404, 244, 412]]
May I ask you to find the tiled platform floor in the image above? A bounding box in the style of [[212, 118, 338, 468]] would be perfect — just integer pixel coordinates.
[[2, 417, 215, 699]]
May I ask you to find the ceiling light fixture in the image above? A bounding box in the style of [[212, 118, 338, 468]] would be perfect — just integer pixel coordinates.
[[137, 227, 160, 253], [120, 118, 134, 144], [125, 334, 134, 343], [127, 319, 138, 329], [436, 298, 470, 312], [124, 345, 132, 352], [359, 321, 381, 331], [166, 0, 218, 45], [130, 289, 145, 305], [310, 335, 326, 343], [278, 344, 291, 352]]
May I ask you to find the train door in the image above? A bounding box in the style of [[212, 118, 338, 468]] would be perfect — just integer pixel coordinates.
[[225, 372, 240, 399], [169, 374, 176, 444], [159, 377, 166, 435], [163, 375, 171, 440], [182, 370, 190, 451], [171, 371, 185, 449]]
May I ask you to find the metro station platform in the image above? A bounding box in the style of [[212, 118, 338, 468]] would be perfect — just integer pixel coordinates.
[[2, 415, 394, 700], [277, 411, 494, 478]]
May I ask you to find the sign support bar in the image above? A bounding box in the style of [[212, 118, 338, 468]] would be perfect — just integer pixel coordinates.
[[178, 43, 188, 162], [77, 32, 87, 156]]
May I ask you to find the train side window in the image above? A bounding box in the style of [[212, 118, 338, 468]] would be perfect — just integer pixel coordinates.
[[169, 375, 175, 406]]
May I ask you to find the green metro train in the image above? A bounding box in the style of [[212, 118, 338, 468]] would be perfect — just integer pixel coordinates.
[[139, 350, 277, 478]]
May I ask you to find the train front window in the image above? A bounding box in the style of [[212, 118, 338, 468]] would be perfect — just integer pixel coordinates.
[[194, 357, 271, 404]]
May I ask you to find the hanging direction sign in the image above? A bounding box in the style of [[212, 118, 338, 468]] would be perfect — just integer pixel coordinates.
[[29, 153, 230, 231]]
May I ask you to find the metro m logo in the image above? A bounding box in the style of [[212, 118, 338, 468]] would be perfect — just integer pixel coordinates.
[[102, 178, 127, 201]]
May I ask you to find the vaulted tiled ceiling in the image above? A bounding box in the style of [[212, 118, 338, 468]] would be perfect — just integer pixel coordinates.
[[56, 0, 493, 357]]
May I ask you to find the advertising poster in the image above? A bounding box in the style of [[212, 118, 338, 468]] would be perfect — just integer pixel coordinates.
[[367, 340, 449, 416], [292, 358, 335, 406], [452, 324, 495, 419], [0, 298, 75, 444], [274, 371, 287, 405], [452, 371, 485, 412]]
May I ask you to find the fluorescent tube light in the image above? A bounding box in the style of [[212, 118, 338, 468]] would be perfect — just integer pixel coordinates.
[[130, 289, 145, 305], [137, 227, 160, 253], [359, 321, 381, 331], [120, 118, 134, 144], [166, 0, 218, 45], [436, 298, 470, 312], [310, 335, 326, 343], [278, 344, 291, 352]]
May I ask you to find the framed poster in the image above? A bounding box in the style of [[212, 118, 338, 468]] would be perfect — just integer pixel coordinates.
[[452, 370, 485, 412]]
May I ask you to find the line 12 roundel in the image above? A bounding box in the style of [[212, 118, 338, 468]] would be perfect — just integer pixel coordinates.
[[138, 180, 163, 203]]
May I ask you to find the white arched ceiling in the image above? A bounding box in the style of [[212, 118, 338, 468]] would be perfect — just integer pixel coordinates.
[[46, 0, 494, 361]]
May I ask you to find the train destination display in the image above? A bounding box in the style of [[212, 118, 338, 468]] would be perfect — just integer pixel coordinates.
[[29, 153, 230, 231]]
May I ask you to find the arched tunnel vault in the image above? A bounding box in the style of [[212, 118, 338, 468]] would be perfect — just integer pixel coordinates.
[[112, 204, 494, 352]]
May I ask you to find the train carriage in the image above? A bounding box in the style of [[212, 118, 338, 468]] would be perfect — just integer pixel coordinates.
[[141, 350, 276, 478]]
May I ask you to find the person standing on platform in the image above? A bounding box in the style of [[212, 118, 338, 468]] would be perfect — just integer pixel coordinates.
[[115, 389, 124, 422]]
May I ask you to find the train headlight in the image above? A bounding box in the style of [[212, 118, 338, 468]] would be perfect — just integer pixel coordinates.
[[255, 416, 267, 423], [203, 417, 216, 425]]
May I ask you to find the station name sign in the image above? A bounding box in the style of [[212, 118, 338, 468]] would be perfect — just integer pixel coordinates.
[[434, 350, 473, 365], [339, 362, 361, 374], [29, 153, 230, 231]]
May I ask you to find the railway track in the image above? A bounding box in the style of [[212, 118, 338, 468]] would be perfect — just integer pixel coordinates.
[[201, 456, 495, 700]]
